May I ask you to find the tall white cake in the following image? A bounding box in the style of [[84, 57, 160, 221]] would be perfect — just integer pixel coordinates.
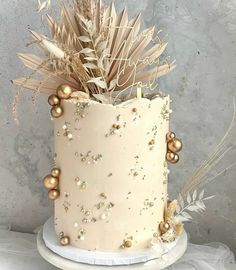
[[54, 96, 170, 251]]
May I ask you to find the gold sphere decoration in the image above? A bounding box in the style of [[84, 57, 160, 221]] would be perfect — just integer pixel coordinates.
[[48, 189, 60, 200], [44, 175, 59, 189], [159, 221, 170, 234], [57, 84, 72, 99], [166, 151, 175, 162], [166, 132, 176, 142], [124, 240, 132, 248], [167, 138, 183, 153], [48, 94, 60, 106], [60, 236, 70, 246], [51, 106, 63, 118], [51, 168, 61, 178], [170, 153, 179, 164]]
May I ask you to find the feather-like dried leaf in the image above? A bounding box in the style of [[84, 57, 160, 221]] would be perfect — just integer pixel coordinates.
[[83, 63, 98, 69], [80, 48, 94, 54], [199, 190, 205, 200], [192, 190, 197, 201], [78, 36, 91, 42], [187, 192, 191, 204], [88, 77, 107, 89], [12, 77, 56, 94]]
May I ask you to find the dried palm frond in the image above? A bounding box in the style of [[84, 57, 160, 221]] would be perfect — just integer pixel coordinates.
[[179, 99, 236, 200], [13, 0, 174, 102]]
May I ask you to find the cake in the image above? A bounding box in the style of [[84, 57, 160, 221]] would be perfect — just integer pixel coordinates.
[[13, 0, 186, 265], [53, 96, 171, 251]]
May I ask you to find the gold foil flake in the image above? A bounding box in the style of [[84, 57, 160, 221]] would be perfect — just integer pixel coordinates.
[[149, 139, 155, 145], [120, 238, 133, 249], [85, 211, 91, 216], [105, 121, 124, 137], [62, 122, 73, 141], [100, 193, 107, 199], [107, 202, 115, 209], [80, 151, 103, 165], [64, 192, 70, 198], [95, 202, 105, 210], [82, 218, 91, 223], [77, 228, 86, 240], [74, 102, 90, 119], [63, 201, 71, 213], [75, 177, 88, 190], [160, 101, 170, 121]]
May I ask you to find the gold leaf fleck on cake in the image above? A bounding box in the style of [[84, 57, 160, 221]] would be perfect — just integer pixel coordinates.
[[63, 201, 71, 213], [79, 151, 103, 165], [77, 228, 86, 240], [100, 193, 107, 199], [160, 101, 170, 121], [64, 192, 70, 198], [75, 177, 88, 190], [74, 101, 90, 119]]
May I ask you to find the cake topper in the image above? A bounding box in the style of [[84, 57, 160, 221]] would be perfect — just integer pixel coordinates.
[[12, 0, 175, 122]]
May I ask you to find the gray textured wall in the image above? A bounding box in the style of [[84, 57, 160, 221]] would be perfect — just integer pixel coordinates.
[[0, 0, 236, 253]]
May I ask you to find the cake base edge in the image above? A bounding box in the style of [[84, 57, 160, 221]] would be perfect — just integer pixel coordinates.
[[37, 217, 187, 268]]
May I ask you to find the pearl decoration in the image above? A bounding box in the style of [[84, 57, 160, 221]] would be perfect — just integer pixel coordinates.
[[51, 106, 63, 118], [167, 138, 183, 153], [48, 189, 60, 200], [44, 175, 59, 189], [57, 84, 72, 99], [51, 168, 61, 178], [60, 236, 70, 246], [159, 221, 170, 234], [124, 240, 132, 248], [48, 94, 60, 106], [166, 132, 175, 142]]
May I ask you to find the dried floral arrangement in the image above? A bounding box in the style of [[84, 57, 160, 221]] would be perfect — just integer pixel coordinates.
[[156, 100, 236, 243], [12, 0, 175, 117]]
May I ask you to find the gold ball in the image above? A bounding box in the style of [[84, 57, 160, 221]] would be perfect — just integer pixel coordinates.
[[166, 151, 175, 162], [51, 168, 61, 178], [159, 221, 170, 234], [60, 236, 70, 246], [57, 85, 72, 99], [48, 94, 60, 106], [170, 153, 179, 164], [51, 106, 63, 118], [48, 189, 60, 200], [124, 240, 132, 248], [167, 138, 183, 153], [166, 132, 176, 142], [44, 175, 59, 189]]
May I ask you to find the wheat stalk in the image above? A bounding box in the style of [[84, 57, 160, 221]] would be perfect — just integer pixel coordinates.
[[179, 99, 236, 199]]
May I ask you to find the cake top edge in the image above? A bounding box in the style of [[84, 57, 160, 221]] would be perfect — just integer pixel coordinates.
[[65, 93, 170, 109]]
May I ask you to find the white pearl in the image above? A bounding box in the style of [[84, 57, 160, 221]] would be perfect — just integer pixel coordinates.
[[74, 222, 79, 228]]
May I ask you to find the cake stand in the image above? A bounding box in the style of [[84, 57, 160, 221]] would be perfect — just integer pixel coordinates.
[[37, 219, 187, 270]]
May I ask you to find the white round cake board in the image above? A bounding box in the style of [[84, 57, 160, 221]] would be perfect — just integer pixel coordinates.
[[37, 217, 187, 269]]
